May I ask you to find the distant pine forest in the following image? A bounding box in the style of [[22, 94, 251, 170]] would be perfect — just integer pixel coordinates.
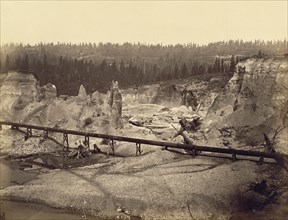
[[0, 40, 287, 95]]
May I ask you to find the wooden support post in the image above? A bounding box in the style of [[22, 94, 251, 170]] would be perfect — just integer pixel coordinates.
[[63, 132, 69, 151], [136, 143, 143, 156], [43, 130, 48, 139], [84, 136, 90, 149], [232, 154, 237, 161], [187, 144, 197, 157], [258, 156, 264, 165], [0, 124, 2, 130], [25, 128, 32, 140], [191, 148, 197, 157], [109, 139, 115, 156], [27, 128, 32, 137]]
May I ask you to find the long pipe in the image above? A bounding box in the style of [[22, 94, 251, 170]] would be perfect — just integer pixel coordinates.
[[0, 121, 279, 159]]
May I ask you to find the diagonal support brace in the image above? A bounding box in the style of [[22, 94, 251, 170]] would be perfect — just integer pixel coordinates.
[[232, 154, 237, 161], [258, 156, 264, 165]]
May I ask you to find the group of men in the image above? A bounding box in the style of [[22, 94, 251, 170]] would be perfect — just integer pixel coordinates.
[[68, 140, 101, 159]]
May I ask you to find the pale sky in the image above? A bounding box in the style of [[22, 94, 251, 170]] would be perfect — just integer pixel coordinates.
[[0, 1, 287, 45]]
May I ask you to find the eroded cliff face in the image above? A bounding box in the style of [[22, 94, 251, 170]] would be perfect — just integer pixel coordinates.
[[207, 57, 288, 153], [122, 84, 183, 106], [121, 76, 226, 118], [0, 72, 43, 121], [1, 58, 287, 153], [0, 72, 118, 139], [0, 72, 37, 114]]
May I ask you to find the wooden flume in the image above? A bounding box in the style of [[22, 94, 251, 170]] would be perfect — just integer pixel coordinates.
[[0, 121, 281, 162]]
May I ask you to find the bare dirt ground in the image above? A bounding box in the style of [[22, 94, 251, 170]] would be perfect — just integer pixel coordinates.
[[1, 125, 287, 220]]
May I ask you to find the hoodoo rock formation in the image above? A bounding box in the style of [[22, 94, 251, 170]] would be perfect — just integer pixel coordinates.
[[107, 81, 123, 129]]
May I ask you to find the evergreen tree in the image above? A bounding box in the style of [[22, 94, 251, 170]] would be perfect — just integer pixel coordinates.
[[22, 54, 29, 73], [120, 60, 125, 73], [220, 59, 224, 73], [100, 59, 107, 71], [111, 60, 116, 71], [15, 55, 21, 70], [181, 63, 188, 78], [191, 61, 199, 75], [213, 57, 221, 73], [174, 63, 179, 79], [236, 56, 239, 65], [43, 54, 47, 69], [42, 54, 49, 81], [208, 65, 213, 74], [229, 55, 236, 73], [5, 54, 10, 72], [149, 63, 156, 82]]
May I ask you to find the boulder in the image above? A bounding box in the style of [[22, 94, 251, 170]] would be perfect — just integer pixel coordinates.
[[171, 105, 189, 115], [129, 115, 145, 127], [41, 83, 57, 100]]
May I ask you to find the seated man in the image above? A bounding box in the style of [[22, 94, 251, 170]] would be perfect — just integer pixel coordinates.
[[77, 140, 89, 158]]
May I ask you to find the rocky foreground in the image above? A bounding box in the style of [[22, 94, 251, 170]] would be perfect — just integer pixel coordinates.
[[0, 56, 288, 219], [1, 146, 287, 220]]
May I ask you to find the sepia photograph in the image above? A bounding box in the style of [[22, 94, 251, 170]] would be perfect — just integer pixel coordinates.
[[0, 0, 287, 219]]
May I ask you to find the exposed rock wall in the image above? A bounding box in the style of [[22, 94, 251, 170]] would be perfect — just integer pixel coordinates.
[[0, 72, 38, 112], [122, 84, 186, 107], [207, 57, 288, 153], [122, 81, 213, 113], [0, 72, 39, 120]]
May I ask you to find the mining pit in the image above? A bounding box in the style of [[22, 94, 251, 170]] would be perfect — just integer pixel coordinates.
[[0, 57, 288, 219]]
